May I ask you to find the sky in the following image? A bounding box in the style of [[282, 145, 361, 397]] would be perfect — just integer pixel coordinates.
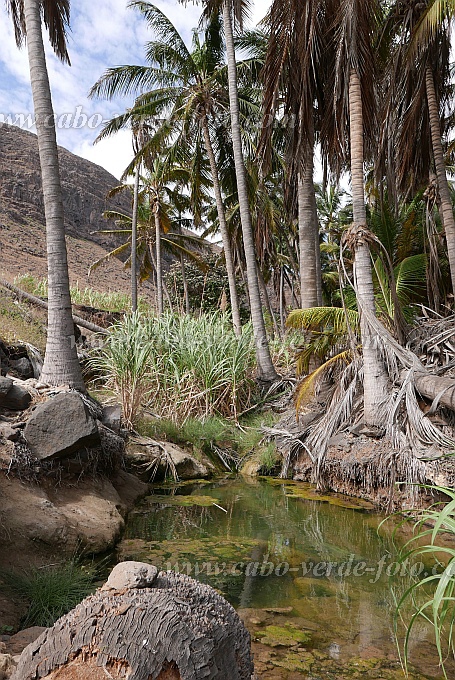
[[0, 0, 272, 180]]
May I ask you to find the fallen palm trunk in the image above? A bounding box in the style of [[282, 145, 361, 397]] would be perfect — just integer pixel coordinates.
[[413, 372, 455, 412], [13, 561, 254, 680], [0, 278, 107, 335]]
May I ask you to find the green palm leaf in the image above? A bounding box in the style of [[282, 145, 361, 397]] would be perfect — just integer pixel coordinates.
[[286, 307, 360, 335]]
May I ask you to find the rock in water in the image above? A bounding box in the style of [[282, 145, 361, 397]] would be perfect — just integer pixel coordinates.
[[24, 392, 100, 460], [13, 565, 254, 680]]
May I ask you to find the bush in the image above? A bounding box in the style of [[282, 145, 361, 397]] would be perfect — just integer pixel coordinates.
[[165, 256, 249, 322], [89, 311, 257, 426]]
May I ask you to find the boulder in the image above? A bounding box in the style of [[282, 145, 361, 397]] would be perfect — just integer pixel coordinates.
[[6, 628, 47, 656], [8, 358, 34, 380], [24, 392, 100, 460], [0, 384, 32, 411], [126, 441, 211, 481], [0, 471, 149, 568], [0, 378, 12, 396], [102, 561, 158, 591], [13, 566, 254, 680], [166, 443, 210, 479], [101, 404, 122, 433], [0, 424, 20, 442]]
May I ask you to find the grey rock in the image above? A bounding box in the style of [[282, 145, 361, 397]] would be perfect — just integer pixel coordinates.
[[102, 404, 122, 433], [166, 443, 210, 480], [0, 424, 20, 442], [0, 378, 12, 396], [0, 385, 32, 411], [103, 562, 158, 591], [24, 392, 100, 460], [8, 358, 33, 380]]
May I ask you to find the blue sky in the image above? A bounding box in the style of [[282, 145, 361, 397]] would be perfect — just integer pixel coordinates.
[[0, 0, 270, 179]]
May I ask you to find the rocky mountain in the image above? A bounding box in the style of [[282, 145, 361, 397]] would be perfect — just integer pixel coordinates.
[[0, 123, 150, 295]]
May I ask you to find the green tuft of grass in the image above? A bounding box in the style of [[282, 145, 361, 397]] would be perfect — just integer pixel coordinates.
[[257, 443, 281, 474], [1, 560, 97, 628], [140, 410, 279, 466], [0, 290, 46, 351]]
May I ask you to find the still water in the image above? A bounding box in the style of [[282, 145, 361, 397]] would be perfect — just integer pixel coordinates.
[[118, 477, 452, 679]]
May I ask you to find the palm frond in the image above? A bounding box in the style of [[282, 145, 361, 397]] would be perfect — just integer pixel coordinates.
[[287, 307, 360, 335], [295, 350, 353, 414]]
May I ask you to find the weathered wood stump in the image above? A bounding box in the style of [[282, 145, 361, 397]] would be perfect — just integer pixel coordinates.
[[12, 562, 254, 680]]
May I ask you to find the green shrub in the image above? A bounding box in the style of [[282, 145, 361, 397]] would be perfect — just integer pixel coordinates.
[[90, 312, 257, 426], [165, 255, 248, 321], [1, 561, 96, 628]]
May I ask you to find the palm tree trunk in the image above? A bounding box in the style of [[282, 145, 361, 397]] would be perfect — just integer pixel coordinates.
[[426, 67, 455, 294], [148, 242, 172, 310], [23, 0, 84, 390], [279, 266, 285, 335], [313, 189, 323, 306], [154, 209, 163, 315], [201, 115, 242, 336], [298, 139, 319, 308], [258, 268, 279, 338], [131, 165, 140, 312], [349, 69, 388, 427], [180, 253, 190, 314], [222, 0, 277, 381]]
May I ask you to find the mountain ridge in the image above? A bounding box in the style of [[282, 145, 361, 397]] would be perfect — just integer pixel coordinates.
[[0, 123, 153, 297]]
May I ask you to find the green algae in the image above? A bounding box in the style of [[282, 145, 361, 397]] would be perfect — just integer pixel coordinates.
[[121, 477, 451, 679], [256, 623, 312, 648], [118, 535, 265, 571], [144, 494, 221, 507]]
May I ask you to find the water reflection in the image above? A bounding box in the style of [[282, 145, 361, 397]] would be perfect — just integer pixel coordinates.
[[119, 478, 451, 679]]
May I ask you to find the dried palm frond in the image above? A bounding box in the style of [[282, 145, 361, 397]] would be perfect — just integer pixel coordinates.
[[305, 358, 363, 482], [295, 350, 353, 414]]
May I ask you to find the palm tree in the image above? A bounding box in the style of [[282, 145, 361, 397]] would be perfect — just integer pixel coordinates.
[[90, 179, 209, 307], [196, 0, 278, 381], [6, 0, 84, 389], [324, 0, 389, 427], [90, 3, 242, 336], [260, 0, 324, 310], [381, 0, 455, 296]]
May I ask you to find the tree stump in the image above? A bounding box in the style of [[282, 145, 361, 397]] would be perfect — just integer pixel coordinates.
[[12, 562, 254, 680]]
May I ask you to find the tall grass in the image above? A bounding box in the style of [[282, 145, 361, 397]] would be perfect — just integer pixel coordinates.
[[89, 312, 256, 426], [14, 274, 146, 313], [89, 312, 154, 428], [391, 486, 455, 678]]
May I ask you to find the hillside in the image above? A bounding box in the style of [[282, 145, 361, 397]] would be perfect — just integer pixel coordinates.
[[0, 123, 153, 296]]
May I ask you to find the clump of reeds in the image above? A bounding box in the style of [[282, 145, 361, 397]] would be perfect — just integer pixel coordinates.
[[89, 311, 256, 427]]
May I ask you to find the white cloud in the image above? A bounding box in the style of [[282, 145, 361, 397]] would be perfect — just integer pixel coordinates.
[[74, 130, 135, 181], [0, 0, 272, 177]]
